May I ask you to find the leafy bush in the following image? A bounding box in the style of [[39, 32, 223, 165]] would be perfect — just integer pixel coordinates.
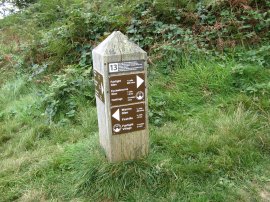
[[236, 44, 270, 67], [1, 0, 269, 121], [4, 0, 37, 8], [231, 64, 270, 95], [43, 67, 95, 124]]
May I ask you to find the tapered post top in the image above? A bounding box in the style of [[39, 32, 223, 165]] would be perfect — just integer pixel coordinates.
[[93, 31, 146, 58]]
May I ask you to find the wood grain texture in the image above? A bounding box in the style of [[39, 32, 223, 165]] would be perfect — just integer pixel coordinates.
[[92, 31, 148, 162]]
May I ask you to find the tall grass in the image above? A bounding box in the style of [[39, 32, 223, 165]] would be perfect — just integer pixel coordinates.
[[0, 54, 270, 201], [0, 0, 269, 200]]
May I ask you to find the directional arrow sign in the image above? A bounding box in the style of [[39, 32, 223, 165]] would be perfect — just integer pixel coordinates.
[[94, 70, 105, 103], [111, 103, 146, 135], [112, 109, 120, 121], [109, 73, 145, 106], [136, 75, 144, 88]]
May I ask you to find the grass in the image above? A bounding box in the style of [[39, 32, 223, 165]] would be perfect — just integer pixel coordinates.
[[0, 0, 270, 199], [0, 51, 270, 201]]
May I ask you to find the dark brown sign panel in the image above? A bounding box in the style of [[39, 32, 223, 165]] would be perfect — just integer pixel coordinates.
[[109, 73, 145, 106], [94, 70, 105, 103], [109, 60, 144, 74], [111, 103, 146, 135]]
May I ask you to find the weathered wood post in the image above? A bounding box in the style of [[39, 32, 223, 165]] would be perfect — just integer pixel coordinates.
[[92, 31, 149, 162]]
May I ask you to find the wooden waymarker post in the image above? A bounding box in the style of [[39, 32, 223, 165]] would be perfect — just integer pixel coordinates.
[[92, 31, 149, 162]]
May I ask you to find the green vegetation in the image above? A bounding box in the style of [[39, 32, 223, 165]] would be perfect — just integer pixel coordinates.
[[0, 0, 270, 201]]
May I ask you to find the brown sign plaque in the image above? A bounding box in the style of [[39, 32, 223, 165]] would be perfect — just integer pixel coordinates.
[[109, 73, 145, 106], [111, 103, 146, 135], [94, 70, 105, 103]]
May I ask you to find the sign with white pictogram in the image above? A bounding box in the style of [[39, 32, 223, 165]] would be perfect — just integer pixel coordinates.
[[109, 73, 145, 106], [92, 31, 149, 162], [111, 103, 146, 135], [136, 91, 144, 100], [109, 60, 144, 74], [94, 70, 104, 103]]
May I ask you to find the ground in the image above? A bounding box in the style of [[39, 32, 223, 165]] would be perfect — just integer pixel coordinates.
[[0, 1, 270, 200]]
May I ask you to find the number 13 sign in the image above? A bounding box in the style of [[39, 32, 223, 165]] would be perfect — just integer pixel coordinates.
[[109, 63, 119, 73]]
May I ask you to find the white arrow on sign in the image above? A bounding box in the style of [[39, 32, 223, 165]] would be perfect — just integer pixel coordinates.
[[136, 75, 144, 88], [112, 109, 120, 121]]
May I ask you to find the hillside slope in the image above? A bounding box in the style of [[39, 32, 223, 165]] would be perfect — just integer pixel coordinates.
[[0, 0, 270, 201]]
